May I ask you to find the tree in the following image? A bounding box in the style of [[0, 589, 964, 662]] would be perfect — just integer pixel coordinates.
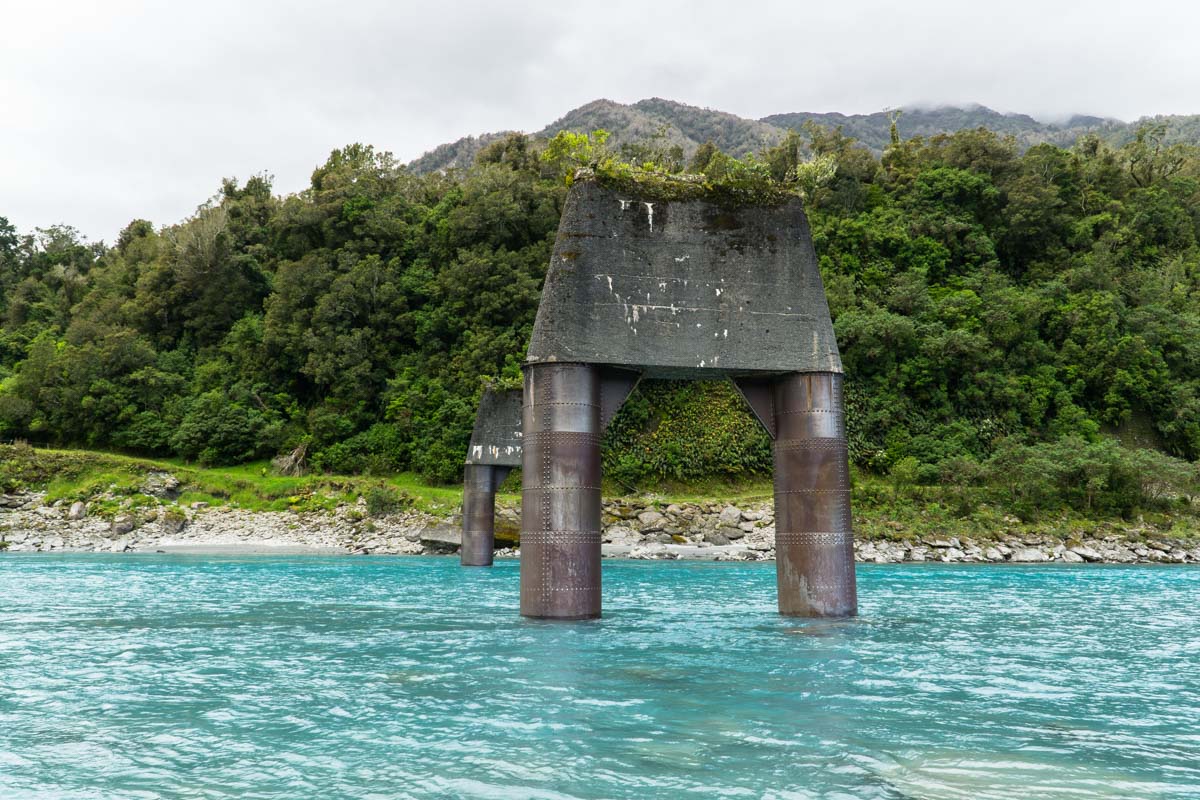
[[1123, 122, 1191, 188]]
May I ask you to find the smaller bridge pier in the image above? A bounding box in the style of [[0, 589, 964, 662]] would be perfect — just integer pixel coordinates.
[[460, 388, 524, 567], [461, 464, 511, 566]]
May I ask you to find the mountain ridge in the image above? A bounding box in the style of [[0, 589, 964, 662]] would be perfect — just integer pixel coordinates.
[[407, 97, 1199, 173]]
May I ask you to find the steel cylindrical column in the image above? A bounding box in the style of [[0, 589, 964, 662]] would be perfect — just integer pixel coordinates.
[[462, 464, 500, 566], [519, 363, 602, 619], [773, 372, 857, 617]]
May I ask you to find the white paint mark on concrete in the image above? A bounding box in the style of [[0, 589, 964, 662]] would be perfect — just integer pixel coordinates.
[[723, 329, 728, 338], [472, 445, 483, 459], [598, 273, 636, 329], [674, 255, 689, 263], [644, 202, 655, 231], [619, 199, 632, 211]]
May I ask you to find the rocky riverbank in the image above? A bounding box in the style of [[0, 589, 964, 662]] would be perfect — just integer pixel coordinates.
[[591, 497, 1200, 564], [1, 489, 1197, 564]]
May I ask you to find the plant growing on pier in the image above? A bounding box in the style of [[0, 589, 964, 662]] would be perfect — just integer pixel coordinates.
[[541, 129, 816, 206]]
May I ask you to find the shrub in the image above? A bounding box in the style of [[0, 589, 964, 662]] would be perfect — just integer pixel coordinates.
[[312, 423, 407, 475], [170, 390, 280, 465], [603, 380, 772, 485], [981, 436, 1199, 519], [364, 484, 409, 517]]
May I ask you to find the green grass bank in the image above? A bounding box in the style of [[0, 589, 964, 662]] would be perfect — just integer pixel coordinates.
[[1, 443, 1196, 548]]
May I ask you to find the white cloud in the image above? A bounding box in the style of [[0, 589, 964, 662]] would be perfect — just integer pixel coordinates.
[[2, 0, 1197, 241]]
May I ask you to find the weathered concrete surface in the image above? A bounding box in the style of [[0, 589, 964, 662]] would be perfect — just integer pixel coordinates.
[[465, 388, 523, 467], [419, 523, 463, 550], [526, 179, 841, 378]]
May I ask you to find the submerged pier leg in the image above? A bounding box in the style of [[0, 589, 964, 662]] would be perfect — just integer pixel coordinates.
[[461, 464, 510, 566], [519, 363, 602, 619], [773, 372, 858, 617]]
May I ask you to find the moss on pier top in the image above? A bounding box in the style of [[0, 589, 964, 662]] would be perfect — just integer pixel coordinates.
[[542, 130, 817, 207]]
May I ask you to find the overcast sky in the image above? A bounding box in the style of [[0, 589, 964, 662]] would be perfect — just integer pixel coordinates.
[[3, 0, 1197, 243]]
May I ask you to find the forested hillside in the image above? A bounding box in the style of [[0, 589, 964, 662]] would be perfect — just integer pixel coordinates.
[[2, 119, 1198, 518]]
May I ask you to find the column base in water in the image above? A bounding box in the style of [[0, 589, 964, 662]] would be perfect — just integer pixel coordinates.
[[772, 372, 858, 617], [519, 363, 602, 619], [461, 464, 509, 567]]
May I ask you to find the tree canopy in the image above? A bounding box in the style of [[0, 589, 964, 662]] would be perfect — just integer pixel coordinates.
[[1, 123, 1197, 516]]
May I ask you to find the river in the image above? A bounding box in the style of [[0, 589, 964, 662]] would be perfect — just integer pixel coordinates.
[[1, 555, 1197, 799]]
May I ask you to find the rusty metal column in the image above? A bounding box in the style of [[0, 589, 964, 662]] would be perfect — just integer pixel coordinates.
[[773, 372, 857, 617], [519, 362, 602, 619], [461, 464, 510, 566]]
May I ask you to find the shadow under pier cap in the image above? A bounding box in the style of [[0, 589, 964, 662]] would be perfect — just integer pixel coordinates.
[[520, 177, 856, 618]]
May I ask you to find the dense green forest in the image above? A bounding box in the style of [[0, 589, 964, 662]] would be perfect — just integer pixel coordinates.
[[1, 120, 1198, 519]]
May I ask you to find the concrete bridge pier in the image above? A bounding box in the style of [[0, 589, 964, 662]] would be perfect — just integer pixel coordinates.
[[510, 178, 857, 619], [519, 362, 603, 619], [460, 464, 511, 566], [460, 388, 523, 566], [772, 372, 857, 617]]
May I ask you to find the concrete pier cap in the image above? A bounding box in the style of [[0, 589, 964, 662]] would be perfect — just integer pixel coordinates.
[[526, 179, 842, 376], [518, 178, 857, 619]]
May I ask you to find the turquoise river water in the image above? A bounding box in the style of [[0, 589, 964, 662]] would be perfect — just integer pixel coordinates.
[[1, 555, 1197, 799]]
